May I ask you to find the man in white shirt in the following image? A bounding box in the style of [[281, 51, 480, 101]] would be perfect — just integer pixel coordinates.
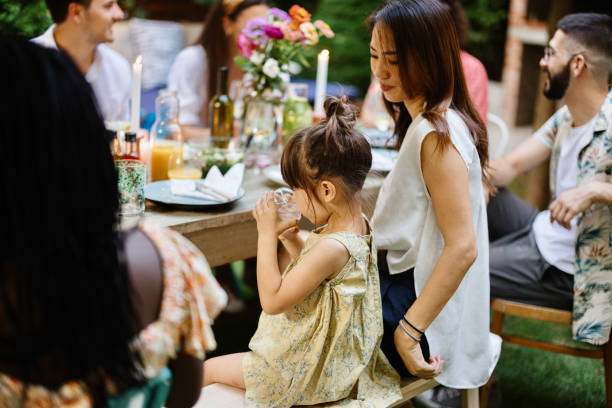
[[33, 0, 131, 122], [486, 13, 612, 310]]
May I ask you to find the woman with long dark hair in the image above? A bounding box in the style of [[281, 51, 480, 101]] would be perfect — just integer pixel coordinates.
[[0, 39, 226, 407], [167, 0, 269, 139], [369, 0, 500, 387]]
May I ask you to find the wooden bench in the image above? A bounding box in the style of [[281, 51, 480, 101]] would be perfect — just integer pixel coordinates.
[[196, 377, 480, 407]]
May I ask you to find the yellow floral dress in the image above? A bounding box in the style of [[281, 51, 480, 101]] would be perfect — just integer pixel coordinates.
[[0, 219, 227, 408], [243, 229, 401, 408]]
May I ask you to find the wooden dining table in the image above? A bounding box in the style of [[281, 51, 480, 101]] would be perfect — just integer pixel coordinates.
[[129, 170, 386, 267]]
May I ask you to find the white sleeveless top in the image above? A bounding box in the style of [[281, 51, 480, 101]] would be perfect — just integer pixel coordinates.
[[371, 109, 500, 388]]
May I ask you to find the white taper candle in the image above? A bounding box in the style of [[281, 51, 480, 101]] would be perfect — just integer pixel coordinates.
[[130, 55, 142, 132], [314, 50, 329, 117]]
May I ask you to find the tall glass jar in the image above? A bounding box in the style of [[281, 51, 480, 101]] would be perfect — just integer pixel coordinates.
[[150, 89, 183, 181], [241, 93, 282, 170], [282, 83, 312, 145]]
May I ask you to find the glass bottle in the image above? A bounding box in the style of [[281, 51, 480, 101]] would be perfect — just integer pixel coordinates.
[[121, 131, 140, 161], [106, 128, 121, 161], [150, 89, 183, 181], [282, 83, 313, 145], [210, 66, 234, 148]]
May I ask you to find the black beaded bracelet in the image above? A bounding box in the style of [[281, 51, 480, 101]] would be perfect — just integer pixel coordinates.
[[402, 316, 424, 335], [399, 319, 421, 343]]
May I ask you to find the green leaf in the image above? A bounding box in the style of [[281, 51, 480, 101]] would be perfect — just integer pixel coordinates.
[[235, 56, 249, 68]]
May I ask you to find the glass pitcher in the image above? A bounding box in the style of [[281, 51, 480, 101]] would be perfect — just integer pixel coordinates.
[[150, 89, 183, 181]]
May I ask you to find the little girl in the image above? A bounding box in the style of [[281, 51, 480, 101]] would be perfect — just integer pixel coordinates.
[[202, 96, 401, 407]]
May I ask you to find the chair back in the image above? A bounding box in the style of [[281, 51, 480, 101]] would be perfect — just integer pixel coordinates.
[[486, 113, 509, 160]]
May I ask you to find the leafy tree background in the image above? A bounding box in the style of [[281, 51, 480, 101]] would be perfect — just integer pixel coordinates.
[[0, 0, 51, 37]]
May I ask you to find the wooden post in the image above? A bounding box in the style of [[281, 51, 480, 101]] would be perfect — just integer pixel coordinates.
[[524, 0, 573, 210]]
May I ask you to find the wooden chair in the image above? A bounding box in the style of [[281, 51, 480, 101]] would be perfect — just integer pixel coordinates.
[[480, 298, 612, 408], [196, 378, 481, 407]]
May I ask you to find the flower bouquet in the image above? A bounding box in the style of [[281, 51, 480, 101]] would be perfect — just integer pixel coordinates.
[[235, 5, 334, 96]]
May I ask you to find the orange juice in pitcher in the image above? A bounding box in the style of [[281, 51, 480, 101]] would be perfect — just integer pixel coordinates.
[[149, 89, 183, 181], [150, 143, 182, 181]]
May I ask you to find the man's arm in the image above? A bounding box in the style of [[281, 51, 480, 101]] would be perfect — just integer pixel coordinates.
[[489, 135, 552, 187]]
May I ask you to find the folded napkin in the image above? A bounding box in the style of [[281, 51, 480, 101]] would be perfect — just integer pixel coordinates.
[[170, 163, 245, 201]]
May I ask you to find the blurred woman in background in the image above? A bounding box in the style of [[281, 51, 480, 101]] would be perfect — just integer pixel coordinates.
[[167, 0, 269, 139]]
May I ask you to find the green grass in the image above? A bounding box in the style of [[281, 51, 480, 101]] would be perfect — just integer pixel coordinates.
[[493, 315, 605, 408]]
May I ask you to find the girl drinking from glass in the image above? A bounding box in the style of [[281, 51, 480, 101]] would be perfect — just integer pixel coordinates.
[[202, 96, 401, 407], [369, 0, 500, 388]]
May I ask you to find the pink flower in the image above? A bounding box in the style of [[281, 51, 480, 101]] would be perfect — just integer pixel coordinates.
[[314, 20, 334, 38], [263, 24, 284, 40], [281, 20, 304, 42], [237, 33, 255, 57]]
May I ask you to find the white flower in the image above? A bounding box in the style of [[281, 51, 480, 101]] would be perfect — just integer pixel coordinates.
[[288, 61, 302, 75], [262, 58, 280, 78], [249, 51, 265, 66]]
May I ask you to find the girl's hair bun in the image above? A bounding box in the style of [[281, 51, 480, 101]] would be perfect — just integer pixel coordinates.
[[324, 95, 356, 132]]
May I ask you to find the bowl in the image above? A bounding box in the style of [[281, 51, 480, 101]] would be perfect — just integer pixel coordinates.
[[186, 137, 245, 178]]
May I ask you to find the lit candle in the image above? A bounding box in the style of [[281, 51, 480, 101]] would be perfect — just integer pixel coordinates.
[[130, 55, 142, 132], [314, 50, 329, 117]]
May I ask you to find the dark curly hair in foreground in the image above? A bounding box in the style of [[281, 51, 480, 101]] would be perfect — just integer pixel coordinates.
[[0, 38, 142, 405]]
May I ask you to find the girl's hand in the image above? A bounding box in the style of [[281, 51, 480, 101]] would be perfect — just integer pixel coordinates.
[[253, 192, 298, 237], [279, 227, 308, 261], [394, 325, 443, 379]]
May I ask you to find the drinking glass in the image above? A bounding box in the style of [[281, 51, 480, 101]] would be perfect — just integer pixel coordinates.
[[167, 151, 203, 180], [273, 187, 301, 221], [116, 160, 146, 216]]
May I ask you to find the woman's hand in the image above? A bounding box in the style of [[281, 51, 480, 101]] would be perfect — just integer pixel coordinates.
[[252, 192, 298, 237], [394, 325, 443, 379]]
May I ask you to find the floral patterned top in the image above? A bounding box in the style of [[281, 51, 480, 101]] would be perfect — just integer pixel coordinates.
[[534, 90, 612, 345], [0, 219, 227, 407], [243, 228, 401, 408]]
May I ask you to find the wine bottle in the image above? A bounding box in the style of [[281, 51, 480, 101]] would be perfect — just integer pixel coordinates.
[[209, 66, 234, 148]]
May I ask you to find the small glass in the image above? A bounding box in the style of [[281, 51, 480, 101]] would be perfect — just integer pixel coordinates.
[[273, 187, 301, 221], [167, 151, 203, 180], [116, 160, 146, 216]]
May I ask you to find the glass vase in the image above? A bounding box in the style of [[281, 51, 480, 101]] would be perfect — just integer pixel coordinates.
[[241, 94, 283, 171]]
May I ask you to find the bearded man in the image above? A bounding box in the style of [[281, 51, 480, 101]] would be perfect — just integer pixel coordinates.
[[486, 13, 612, 345]]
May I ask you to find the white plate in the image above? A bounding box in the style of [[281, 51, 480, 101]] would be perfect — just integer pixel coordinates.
[[263, 165, 288, 186], [145, 181, 245, 209]]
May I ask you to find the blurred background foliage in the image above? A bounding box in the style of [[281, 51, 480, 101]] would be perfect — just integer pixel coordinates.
[[0, 0, 51, 37], [3, 0, 510, 95]]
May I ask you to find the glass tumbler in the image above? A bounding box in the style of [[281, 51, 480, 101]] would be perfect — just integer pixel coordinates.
[[116, 160, 146, 216], [273, 187, 301, 221]]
